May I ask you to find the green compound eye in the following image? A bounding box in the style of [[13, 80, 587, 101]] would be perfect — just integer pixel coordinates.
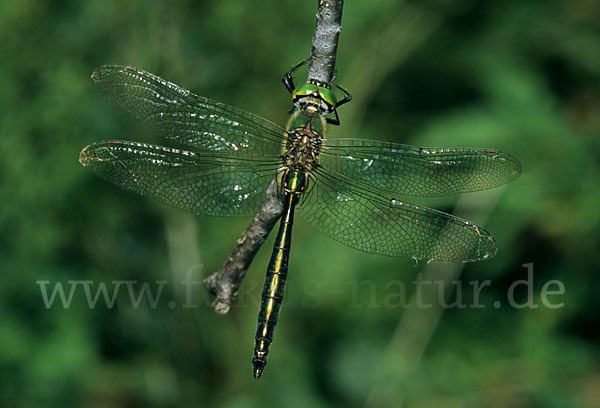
[[317, 86, 336, 109], [292, 82, 336, 112], [292, 82, 319, 99]]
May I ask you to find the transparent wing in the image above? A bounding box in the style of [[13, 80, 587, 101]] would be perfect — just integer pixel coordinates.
[[91, 64, 286, 155], [299, 167, 497, 262], [79, 140, 279, 216], [320, 139, 522, 196]]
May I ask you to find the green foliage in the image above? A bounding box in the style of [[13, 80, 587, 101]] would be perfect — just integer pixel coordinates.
[[1, 0, 598, 407]]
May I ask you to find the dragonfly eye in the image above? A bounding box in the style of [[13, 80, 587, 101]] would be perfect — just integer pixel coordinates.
[[317, 87, 336, 108]]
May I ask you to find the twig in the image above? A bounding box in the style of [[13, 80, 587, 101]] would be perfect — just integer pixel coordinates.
[[203, 0, 345, 314], [203, 180, 282, 314], [308, 0, 344, 85]]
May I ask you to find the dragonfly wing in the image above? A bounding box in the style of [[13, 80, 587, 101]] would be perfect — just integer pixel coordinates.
[[91, 65, 285, 155], [80, 140, 278, 217], [320, 139, 521, 196], [299, 168, 497, 262]]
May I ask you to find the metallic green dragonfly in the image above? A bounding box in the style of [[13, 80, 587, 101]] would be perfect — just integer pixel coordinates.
[[80, 64, 521, 378]]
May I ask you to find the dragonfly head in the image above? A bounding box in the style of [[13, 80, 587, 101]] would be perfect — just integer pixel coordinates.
[[292, 81, 337, 117]]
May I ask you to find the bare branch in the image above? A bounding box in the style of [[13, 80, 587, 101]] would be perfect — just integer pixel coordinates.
[[203, 180, 282, 314], [308, 0, 344, 84], [203, 0, 345, 313]]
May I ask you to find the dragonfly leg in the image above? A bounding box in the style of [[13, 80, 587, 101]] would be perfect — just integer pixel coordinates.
[[325, 110, 341, 126], [331, 81, 352, 107], [282, 57, 311, 94]]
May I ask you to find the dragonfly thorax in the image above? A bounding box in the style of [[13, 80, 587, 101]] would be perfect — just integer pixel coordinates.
[[282, 111, 324, 172]]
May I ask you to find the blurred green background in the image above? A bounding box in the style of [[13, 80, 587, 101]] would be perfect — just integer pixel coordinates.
[[1, 0, 599, 407]]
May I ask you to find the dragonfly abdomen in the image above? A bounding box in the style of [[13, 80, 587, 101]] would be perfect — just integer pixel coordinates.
[[253, 170, 306, 379]]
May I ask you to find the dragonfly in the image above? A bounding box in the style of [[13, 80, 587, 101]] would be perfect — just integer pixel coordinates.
[[80, 64, 521, 378]]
